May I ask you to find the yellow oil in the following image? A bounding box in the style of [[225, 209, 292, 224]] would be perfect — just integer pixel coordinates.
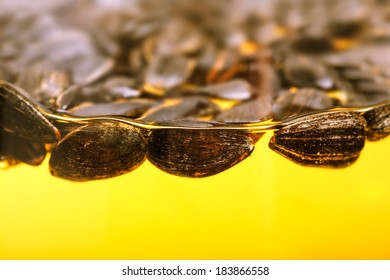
[[1, 133, 389, 259]]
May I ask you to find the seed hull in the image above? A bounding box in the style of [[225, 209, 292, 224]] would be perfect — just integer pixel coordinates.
[[0, 81, 60, 143], [269, 112, 366, 167], [49, 121, 147, 181], [147, 129, 260, 177]]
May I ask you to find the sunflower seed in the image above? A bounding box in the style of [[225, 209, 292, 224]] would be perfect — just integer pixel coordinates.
[[0, 80, 60, 143], [146, 120, 260, 177], [49, 121, 146, 181], [269, 111, 366, 167]]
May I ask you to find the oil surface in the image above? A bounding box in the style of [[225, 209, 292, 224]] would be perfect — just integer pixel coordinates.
[[1, 133, 389, 259]]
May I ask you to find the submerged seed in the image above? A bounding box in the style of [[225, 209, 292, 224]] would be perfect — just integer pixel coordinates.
[[269, 111, 366, 167], [49, 121, 146, 181], [146, 121, 261, 177]]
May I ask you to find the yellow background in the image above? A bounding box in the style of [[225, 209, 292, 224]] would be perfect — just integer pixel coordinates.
[[1, 133, 389, 259]]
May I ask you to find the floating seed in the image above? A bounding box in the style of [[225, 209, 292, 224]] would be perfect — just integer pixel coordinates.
[[49, 121, 146, 181], [0, 80, 60, 143], [147, 120, 260, 177], [362, 103, 390, 141], [269, 111, 366, 167]]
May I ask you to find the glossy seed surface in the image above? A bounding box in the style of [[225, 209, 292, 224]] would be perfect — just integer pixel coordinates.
[[269, 111, 366, 167], [147, 121, 260, 177], [0, 80, 60, 143], [49, 121, 146, 181]]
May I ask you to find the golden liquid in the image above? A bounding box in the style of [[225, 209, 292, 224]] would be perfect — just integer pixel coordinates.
[[1, 133, 389, 260]]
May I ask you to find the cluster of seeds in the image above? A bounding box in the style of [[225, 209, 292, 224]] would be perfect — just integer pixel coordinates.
[[0, 0, 389, 181]]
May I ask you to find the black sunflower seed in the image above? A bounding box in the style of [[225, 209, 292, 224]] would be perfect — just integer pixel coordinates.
[[49, 121, 146, 181], [269, 111, 366, 167], [146, 120, 261, 177], [0, 80, 60, 143]]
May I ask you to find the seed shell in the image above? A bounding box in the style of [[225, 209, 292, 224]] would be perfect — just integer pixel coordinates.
[[49, 121, 146, 181], [147, 121, 260, 177], [0, 80, 60, 143], [269, 111, 366, 167]]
